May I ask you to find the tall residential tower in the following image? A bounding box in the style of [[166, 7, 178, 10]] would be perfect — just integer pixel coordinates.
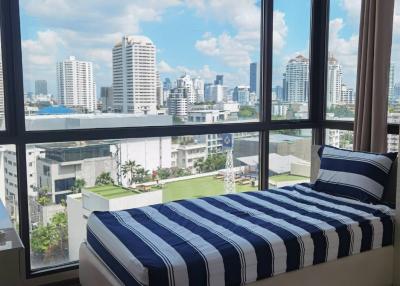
[[56, 56, 96, 112], [112, 36, 157, 114]]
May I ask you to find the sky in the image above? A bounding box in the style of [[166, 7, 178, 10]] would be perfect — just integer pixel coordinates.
[[18, 0, 399, 98]]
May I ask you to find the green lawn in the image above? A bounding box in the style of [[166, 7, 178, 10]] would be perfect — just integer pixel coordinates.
[[87, 176, 256, 202], [162, 176, 256, 202], [269, 174, 309, 183], [87, 185, 141, 199]]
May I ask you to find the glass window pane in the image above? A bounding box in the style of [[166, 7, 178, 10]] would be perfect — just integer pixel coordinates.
[[268, 129, 312, 187], [325, 129, 354, 150], [326, 0, 361, 121], [388, 2, 400, 123], [0, 145, 19, 229], [19, 2, 261, 130], [272, 0, 311, 120], [27, 132, 259, 269]]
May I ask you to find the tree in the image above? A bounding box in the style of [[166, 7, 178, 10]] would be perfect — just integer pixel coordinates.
[[195, 154, 227, 172], [121, 160, 140, 185], [37, 187, 51, 206], [95, 172, 114, 186], [238, 106, 257, 118], [71, 178, 86, 194], [157, 167, 171, 180], [31, 212, 68, 262], [135, 167, 151, 183]]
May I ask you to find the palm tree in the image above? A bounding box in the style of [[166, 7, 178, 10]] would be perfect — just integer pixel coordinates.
[[121, 160, 141, 185], [71, 179, 86, 194], [136, 167, 150, 183], [95, 172, 114, 186]]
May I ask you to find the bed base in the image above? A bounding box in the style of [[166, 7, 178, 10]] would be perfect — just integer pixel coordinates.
[[79, 242, 394, 286]]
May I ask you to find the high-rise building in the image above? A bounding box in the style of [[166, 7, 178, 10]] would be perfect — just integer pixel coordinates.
[[214, 75, 224, 85], [284, 55, 309, 103], [176, 75, 195, 104], [341, 84, 354, 105], [35, 80, 48, 95], [56, 56, 96, 112], [156, 71, 162, 108], [192, 77, 205, 103], [100, 87, 113, 112], [112, 36, 157, 114], [282, 73, 288, 102], [167, 87, 188, 119], [162, 78, 172, 106], [326, 56, 343, 108], [394, 83, 400, 102], [274, 86, 284, 101], [233, 86, 250, 106], [249, 62, 259, 96]]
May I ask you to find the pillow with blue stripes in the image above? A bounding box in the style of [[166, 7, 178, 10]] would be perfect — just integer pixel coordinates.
[[315, 146, 397, 204]]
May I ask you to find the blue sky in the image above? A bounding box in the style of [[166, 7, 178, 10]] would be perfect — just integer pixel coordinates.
[[19, 0, 363, 96]]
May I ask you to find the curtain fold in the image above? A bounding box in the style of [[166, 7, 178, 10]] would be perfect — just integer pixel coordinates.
[[353, 0, 394, 153]]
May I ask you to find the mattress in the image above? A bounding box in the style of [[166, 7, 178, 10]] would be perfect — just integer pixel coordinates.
[[86, 184, 395, 286]]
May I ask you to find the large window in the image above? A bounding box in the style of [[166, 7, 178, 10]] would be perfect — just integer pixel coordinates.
[[326, 0, 361, 121], [271, 0, 311, 120], [1, 0, 398, 281], [388, 1, 400, 123], [268, 129, 312, 187], [19, 1, 261, 130]]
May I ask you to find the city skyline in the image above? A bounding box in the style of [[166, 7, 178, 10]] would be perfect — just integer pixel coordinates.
[[19, 0, 376, 98]]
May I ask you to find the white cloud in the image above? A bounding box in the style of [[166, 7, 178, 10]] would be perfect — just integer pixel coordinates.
[[340, 0, 362, 21], [329, 18, 360, 87], [158, 60, 176, 73], [195, 33, 253, 68], [273, 11, 288, 53]]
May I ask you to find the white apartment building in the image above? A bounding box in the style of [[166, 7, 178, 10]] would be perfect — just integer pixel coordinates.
[[193, 77, 205, 103], [175, 144, 207, 172], [326, 56, 343, 108], [341, 84, 354, 105], [176, 75, 195, 104], [56, 56, 96, 112], [3, 146, 44, 223], [112, 36, 157, 114], [112, 137, 172, 187], [285, 55, 309, 103], [168, 87, 189, 119]]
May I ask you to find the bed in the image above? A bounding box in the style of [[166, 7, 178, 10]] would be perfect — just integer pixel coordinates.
[[79, 146, 399, 286]]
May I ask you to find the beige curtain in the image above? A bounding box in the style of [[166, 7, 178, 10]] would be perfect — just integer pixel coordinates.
[[354, 0, 394, 153]]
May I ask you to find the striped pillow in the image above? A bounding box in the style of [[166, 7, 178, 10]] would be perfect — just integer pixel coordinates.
[[315, 146, 397, 203]]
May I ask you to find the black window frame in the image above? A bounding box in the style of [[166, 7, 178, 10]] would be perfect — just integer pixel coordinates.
[[0, 0, 398, 279]]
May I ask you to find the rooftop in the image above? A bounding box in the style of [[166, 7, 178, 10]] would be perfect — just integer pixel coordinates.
[[86, 185, 141, 200]]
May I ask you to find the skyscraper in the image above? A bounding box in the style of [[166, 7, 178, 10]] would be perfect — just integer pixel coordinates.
[[56, 56, 96, 112], [249, 62, 259, 96], [100, 87, 113, 112], [176, 75, 195, 104], [167, 87, 188, 119], [214, 75, 224, 85], [35, 80, 48, 95], [233, 86, 250, 106], [326, 56, 343, 108], [192, 77, 205, 103], [112, 36, 157, 114], [285, 55, 309, 103]]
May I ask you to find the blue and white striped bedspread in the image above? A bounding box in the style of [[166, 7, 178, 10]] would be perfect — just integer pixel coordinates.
[[86, 184, 394, 286]]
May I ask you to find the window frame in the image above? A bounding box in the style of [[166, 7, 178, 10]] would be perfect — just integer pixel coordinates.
[[1, 0, 398, 279]]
